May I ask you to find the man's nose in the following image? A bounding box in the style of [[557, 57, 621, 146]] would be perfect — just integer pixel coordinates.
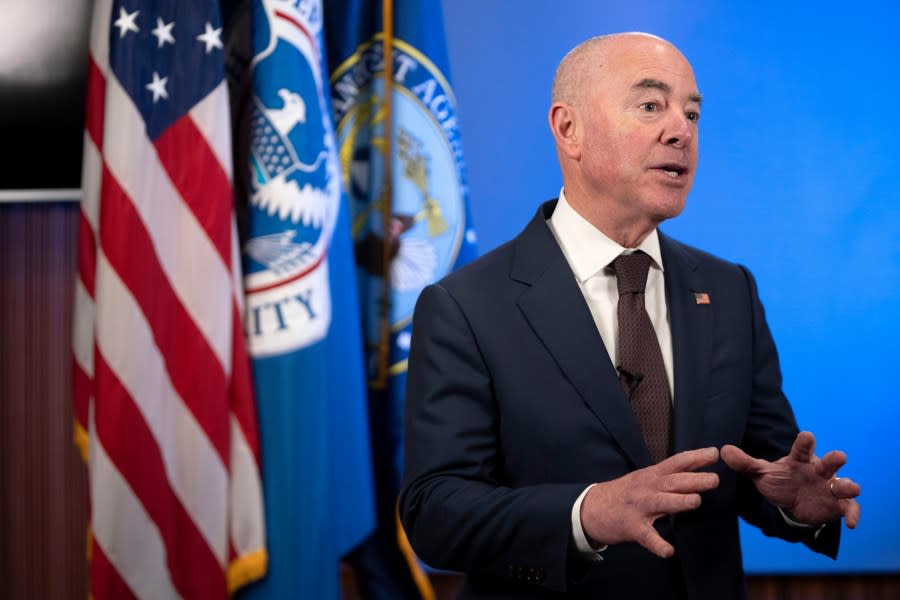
[[662, 113, 695, 148]]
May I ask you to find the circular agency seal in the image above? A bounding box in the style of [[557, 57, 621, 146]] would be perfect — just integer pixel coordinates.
[[242, 0, 341, 357], [331, 37, 469, 346]]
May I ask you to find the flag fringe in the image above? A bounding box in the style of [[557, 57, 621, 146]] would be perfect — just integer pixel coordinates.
[[74, 421, 90, 463], [227, 548, 268, 595], [395, 508, 436, 600]]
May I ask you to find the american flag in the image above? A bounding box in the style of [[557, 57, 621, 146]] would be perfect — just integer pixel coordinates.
[[72, 1, 266, 598]]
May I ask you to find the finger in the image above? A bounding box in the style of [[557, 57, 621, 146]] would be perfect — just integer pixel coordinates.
[[720, 444, 770, 474], [647, 492, 702, 516], [831, 476, 861, 499], [789, 431, 816, 463], [636, 524, 675, 558], [657, 447, 719, 474], [815, 450, 847, 480], [842, 499, 861, 529], [660, 472, 719, 494]]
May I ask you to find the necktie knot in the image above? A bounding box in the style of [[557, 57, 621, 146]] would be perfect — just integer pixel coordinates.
[[613, 251, 652, 294]]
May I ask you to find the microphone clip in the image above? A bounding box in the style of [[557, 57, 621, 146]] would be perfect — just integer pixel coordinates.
[[616, 365, 645, 391]]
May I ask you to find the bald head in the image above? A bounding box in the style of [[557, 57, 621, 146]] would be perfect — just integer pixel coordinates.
[[551, 33, 684, 106]]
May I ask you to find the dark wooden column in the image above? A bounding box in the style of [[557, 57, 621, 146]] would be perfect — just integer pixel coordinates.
[[0, 201, 87, 599]]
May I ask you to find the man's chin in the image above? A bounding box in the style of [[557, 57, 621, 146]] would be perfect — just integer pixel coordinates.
[[645, 195, 688, 224]]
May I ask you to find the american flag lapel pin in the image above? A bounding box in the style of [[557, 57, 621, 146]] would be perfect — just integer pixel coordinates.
[[693, 292, 711, 305]]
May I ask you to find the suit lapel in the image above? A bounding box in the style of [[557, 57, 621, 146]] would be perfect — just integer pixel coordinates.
[[512, 202, 652, 469], [660, 233, 714, 453]]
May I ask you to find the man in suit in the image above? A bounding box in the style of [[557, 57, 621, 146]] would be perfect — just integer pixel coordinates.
[[398, 33, 861, 599]]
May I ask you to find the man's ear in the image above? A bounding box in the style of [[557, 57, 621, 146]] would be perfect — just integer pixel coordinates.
[[548, 102, 581, 160]]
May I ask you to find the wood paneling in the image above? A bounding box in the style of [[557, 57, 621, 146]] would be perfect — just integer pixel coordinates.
[[341, 572, 900, 600], [747, 574, 900, 600], [0, 202, 87, 599]]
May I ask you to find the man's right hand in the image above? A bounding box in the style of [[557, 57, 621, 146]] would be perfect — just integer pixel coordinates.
[[580, 447, 720, 558]]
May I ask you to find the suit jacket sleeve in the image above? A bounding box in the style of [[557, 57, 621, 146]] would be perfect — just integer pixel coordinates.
[[399, 283, 586, 593]]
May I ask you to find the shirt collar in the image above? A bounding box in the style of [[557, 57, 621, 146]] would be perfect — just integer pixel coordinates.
[[550, 189, 664, 283]]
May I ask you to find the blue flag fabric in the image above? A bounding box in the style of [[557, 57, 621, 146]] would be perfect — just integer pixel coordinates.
[[325, 1, 478, 597], [237, 1, 375, 598]]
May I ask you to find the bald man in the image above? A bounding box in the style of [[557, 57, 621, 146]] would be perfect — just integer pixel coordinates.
[[399, 33, 860, 599]]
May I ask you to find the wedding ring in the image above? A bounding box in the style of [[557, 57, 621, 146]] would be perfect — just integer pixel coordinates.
[[830, 476, 841, 497]]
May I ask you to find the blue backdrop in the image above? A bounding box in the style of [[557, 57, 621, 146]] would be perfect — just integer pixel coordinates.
[[440, 0, 900, 573]]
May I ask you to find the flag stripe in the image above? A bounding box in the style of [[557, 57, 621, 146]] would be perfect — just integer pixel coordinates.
[[94, 248, 229, 567], [72, 359, 91, 439], [72, 278, 95, 379], [102, 74, 234, 372], [78, 212, 98, 294], [98, 166, 231, 463], [189, 82, 234, 182], [90, 541, 139, 600], [85, 56, 106, 152], [94, 352, 227, 599], [90, 416, 181, 600], [228, 415, 266, 555], [87, 0, 112, 70], [229, 306, 261, 457], [81, 135, 103, 234], [154, 112, 233, 268]]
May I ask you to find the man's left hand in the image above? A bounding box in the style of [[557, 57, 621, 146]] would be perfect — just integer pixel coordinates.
[[721, 431, 861, 528]]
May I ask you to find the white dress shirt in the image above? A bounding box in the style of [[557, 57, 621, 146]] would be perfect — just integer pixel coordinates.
[[546, 190, 675, 557], [546, 191, 675, 392]]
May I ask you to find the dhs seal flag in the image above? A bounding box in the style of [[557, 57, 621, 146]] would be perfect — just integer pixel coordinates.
[[244, 0, 340, 356], [238, 1, 375, 599]]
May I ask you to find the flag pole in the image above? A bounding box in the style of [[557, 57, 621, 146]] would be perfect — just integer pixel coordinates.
[[374, 0, 394, 390]]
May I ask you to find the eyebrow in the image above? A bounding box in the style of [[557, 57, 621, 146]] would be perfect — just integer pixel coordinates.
[[633, 78, 703, 105]]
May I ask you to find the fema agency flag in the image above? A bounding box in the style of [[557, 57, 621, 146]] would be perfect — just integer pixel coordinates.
[[325, 1, 478, 598], [237, 1, 374, 598]]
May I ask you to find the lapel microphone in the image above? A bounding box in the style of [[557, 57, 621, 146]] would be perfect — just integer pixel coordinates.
[[616, 365, 645, 390]]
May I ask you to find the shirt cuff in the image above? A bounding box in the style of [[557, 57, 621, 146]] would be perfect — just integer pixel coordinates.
[[571, 484, 608, 559], [776, 506, 827, 539]]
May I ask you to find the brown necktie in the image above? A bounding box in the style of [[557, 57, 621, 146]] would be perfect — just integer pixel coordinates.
[[613, 251, 672, 463]]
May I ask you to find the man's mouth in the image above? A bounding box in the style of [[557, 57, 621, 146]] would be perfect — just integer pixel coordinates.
[[652, 164, 689, 179]]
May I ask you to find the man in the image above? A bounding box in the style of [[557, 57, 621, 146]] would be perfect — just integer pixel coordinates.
[[398, 33, 861, 599]]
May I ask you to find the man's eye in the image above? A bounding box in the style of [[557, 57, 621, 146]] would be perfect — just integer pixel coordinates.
[[687, 111, 700, 122], [640, 102, 658, 112]]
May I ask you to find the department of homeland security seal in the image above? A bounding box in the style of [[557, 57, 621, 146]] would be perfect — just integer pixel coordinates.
[[243, 0, 340, 357], [331, 35, 469, 369]]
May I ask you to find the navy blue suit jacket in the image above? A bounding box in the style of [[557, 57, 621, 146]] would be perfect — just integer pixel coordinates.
[[399, 201, 839, 599]]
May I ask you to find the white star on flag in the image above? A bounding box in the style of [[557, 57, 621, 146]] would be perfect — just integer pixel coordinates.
[[145, 71, 169, 103], [196, 21, 223, 53], [151, 17, 175, 48], [113, 7, 139, 38]]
